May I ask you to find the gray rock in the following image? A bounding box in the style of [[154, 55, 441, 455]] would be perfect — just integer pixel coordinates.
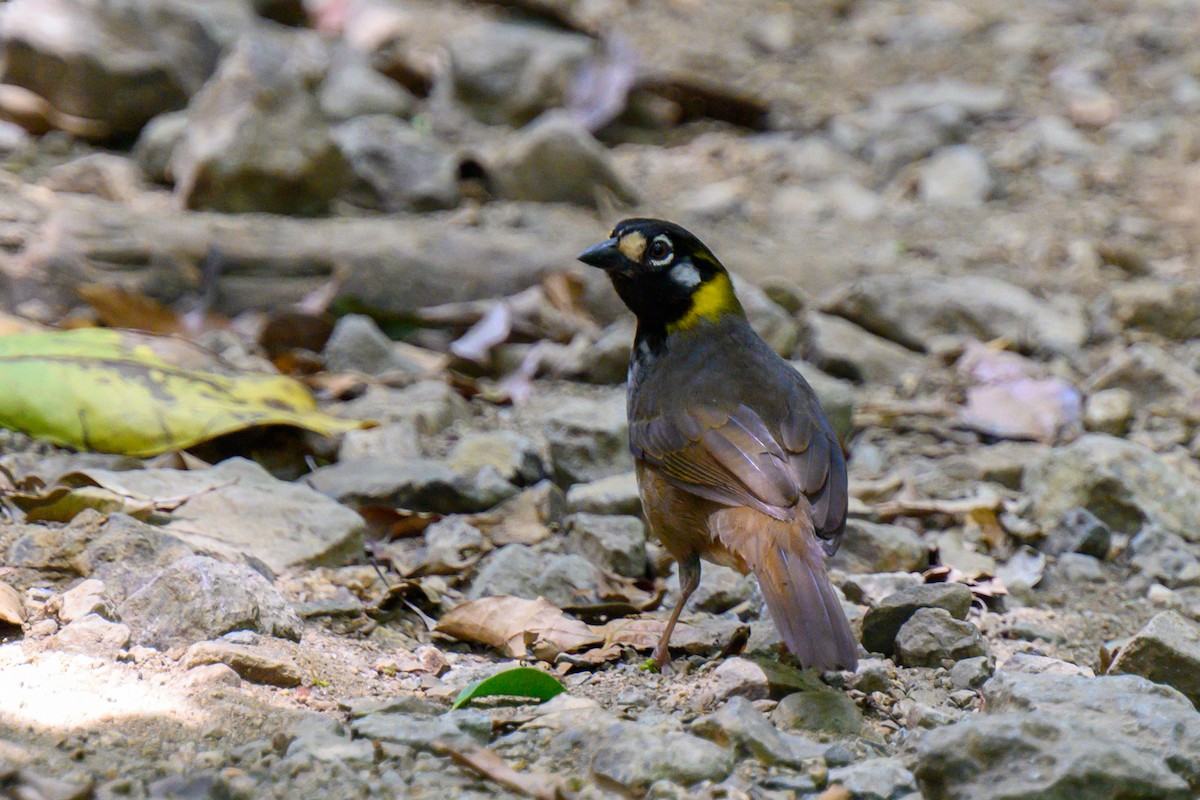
[[840, 572, 924, 606], [1083, 388, 1133, 436], [1054, 552, 1108, 584], [338, 421, 421, 463], [305, 457, 517, 514], [831, 520, 928, 574], [1108, 611, 1200, 707], [861, 583, 973, 655], [772, 688, 863, 735], [825, 177, 885, 222], [1024, 434, 1200, 539], [184, 662, 242, 688], [0, 0, 244, 139], [446, 23, 592, 126], [447, 431, 545, 487], [998, 652, 1093, 678], [318, 47, 416, 122], [873, 80, 1009, 117], [692, 696, 823, 768], [848, 659, 896, 694], [545, 396, 632, 485], [829, 758, 917, 800], [322, 314, 415, 376], [171, 28, 348, 214], [183, 638, 302, 687], [352, 709, 491, 752], [43, 153, 144, 201], [698, 658, 770, 706], [949, 656, 993, 689], [577, 318, 636, 384], [895, 608, 988, 667], [119, 555, 302, 648], [420, 518, 486, 574], [46, 614, 131, 659], [566, 472, 641, 516], [1085, 343, 1200, 407], [133, 110, 188, 183], [806, 312, 925, 386], [336, 381, 468, 436], [979, 671, 1200, 791], [690, 563, 755, 613], [467, 544, 600, 608], [486, 112, 636, 207], [565, 513, 646, 577], [333, 116, 459, 212], [1110, 279, 1200, 341], [0, 120, 32, 153], [1127, 526, 1200, 589], [3, 511, 199, 604], [84, 458, 365, 573], [918, 145, 994, 206], [54, 579, 114, 624], [917, 713, 1191, 800], [821, 274, 1087, 355], [587, 718, 734, 791], [1040, 507, 1111, 559]]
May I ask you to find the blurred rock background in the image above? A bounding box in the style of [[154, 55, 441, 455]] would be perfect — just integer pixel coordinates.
[[2, 0, 1200, 798]]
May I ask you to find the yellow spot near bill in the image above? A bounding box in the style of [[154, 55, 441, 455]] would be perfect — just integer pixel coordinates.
[[618, 231, 647, 262]]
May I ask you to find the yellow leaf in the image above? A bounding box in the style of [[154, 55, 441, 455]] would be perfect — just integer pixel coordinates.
[[0, 328, 371, 457]]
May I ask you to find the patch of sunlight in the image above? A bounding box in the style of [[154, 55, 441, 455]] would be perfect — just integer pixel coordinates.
[[0, 644, 201, 730]]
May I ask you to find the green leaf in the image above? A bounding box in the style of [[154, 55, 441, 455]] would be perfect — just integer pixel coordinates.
[[451, 667, 566, 710], [0, 328, 372, 456]]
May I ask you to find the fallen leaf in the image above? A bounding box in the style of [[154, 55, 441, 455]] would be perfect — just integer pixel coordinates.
[[817, 786, 852, 800], [595, 617, 717, 654], [0, 313, 46, 336], [873, 486, 1006, 522], [996, 546, 1046, 589], [436, 596, 602, 659], [467, 484, 559, 546], [0, 328, 372, 456], [77, 284, 224, 336], [0, 582, 23, 626], [442, 744, 564, 800], [8, 467, 232, 523], [451, 666, 566, 709], [450, 302, 513, 364], [957, 342, 1081, 443]]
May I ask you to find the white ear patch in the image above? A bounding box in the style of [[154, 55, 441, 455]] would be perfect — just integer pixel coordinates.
[[671, 263, 702, 289]]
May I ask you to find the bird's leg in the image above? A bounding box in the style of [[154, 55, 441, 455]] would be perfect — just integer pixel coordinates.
[[652, 553, 701, 670]]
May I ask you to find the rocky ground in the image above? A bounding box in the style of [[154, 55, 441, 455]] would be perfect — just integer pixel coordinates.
[[2, 0, 1200, 798]]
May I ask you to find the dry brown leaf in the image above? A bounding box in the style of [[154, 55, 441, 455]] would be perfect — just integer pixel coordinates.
[[467, 485, 558, 546], [0, 313, 46, 336], [0, 582, 24, 626], [442, 744, 564, 800], [873, 486, 1005, 522], [817, 786, 852, 800], [436, 596, 603, 659], [596, 617, 716, 654], [77, 284, 228, 337]]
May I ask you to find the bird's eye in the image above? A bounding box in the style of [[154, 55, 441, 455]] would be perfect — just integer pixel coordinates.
[[647, 238, 672, 264]]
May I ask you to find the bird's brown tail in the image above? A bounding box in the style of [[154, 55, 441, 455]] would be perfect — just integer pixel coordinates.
[[755, 543, 859, 671]]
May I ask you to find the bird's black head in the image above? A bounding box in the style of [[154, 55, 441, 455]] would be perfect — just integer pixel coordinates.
[[578, 218, 743, 332]]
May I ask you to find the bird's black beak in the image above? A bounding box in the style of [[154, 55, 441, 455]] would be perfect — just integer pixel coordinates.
[[578, 237, 624, 272]]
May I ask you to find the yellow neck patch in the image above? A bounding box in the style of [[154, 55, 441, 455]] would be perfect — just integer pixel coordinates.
[[667, 271, 744, 332]]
